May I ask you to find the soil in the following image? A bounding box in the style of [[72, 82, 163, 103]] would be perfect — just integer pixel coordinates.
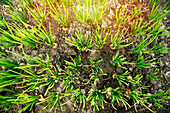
[[0, 0, 169, 113]]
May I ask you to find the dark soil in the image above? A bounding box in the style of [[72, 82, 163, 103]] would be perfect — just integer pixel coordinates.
[[0, 0, 169, 113]]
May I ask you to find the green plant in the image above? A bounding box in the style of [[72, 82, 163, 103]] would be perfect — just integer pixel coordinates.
[[147, 68, 161, 82], [10, 94, 39, 113], [73, 0, 90, 24], [0, 89, 18, 112], [128, 87, 154, 112], [107, 87, 130, 110], [25, 3, 47, 25], [129, 74, 143, 86], [0, 52, 19, 68], [38, 92, 63, 112], [149, 20, 170, 37], [110, 27, 133, 49], [144, 89, 170, 110], [148, 2, 170, 21], [131, 5, 143, 18], [7, 4, 28, 23], [131, 0, 137, 3], [115, 5, 130, 27], [85, 69, 107, 86], [112, 51, 129, 69], [130, 18, 154, 36], [60, 0, 73, 8], [85, 57, 103, 72], [132, 56, 157, 69], [86, 88, 107, 111], [64, 31, 94, 52], [47, 0, 68, 27], [131, 35, 169, 54], [6, 51, 57, 95], [90, 0, 107, 25], [0, 21, 53, 47], [22, 0, 34, 8], [0, 70, 21, 90], [64, 56, 82, 74], [148, 0, 160, 8], [0, 0, 13, 6], [114, 71, 130, 86], [93, 28, 111, 49], [59, 69, 77, 90], [64, 88, 86, 109]]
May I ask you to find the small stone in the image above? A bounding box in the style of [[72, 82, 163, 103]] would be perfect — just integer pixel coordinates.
[[52, 43, 58, 49], [127, 75, 132, 80]]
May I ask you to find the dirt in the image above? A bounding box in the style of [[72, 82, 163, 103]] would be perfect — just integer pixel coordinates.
[[0, 0, 170, 113]]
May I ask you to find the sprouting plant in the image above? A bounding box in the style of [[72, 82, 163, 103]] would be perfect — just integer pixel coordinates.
[[64, 56, 82, 74], [0, 21, 53, 47], [93, 28, 111, 49], [113, 71, 130, 86], [59, 69, 77, 90], [132, 56, 157, 69], [148, 2, 170, 22], [64, 31, 94, 52], [85, 69, 107, 86], [25, 3, 47, 25], [128, 87, 154, 112], [73, 0, 90, 25], [90, 0, 108, 25], [106, 87, 130, 110], [148, 0, 160, 8], [9, 93, 39, 113], [47, 0, 68, 27], [21, 0, 34, 8], [0, 0, 13, 6], [131, 0, 137, 3], [7, 4, 28, 23], [0, 52, 19, 68], [86, 88, 107, 111], [38, 92, 63, 112], [131, 5, 143, 18], [112, 51, 129, 69], [129, 74, 143, 86], [130, 18, 155, 36], [60, 0, 73, 8], [149, 20, 170, 37], [110, 27, 133, 50], [115, 4, 142, 27], [147, 68, 161, 82], [131, 35, 169, 54], [0, 70, 20, 90], [0, 89, 18, 112], [85, 57, 103, 72], [6, 51, 58, 95], [144, 89, 170, 110], [64, 88, 86, 109]]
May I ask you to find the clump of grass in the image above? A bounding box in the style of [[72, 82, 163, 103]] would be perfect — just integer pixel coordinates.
[[131, 56, 157, 69], [93, 28, 111, 49], [47, 0, 68, 27], [131, 35, 169, 54], [86, 88, 107, 111], [64, 31, 94, 52], [25, 3, 47, 25], [112, 51, 129, 69], [0, 20, 53, 47], [90, 0, 108, 25], [107, 87, 130, 110], [110, 27, 133, 50], [148, 2, 170, 22], [73, 0, 91, 25]]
